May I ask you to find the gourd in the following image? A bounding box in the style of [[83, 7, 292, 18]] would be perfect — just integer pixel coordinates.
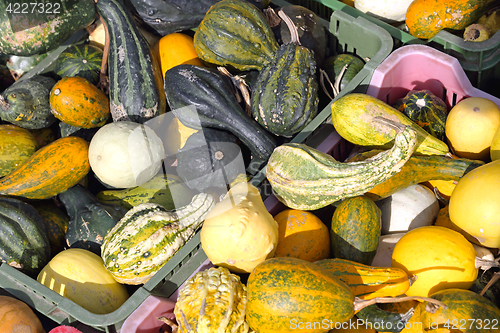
[[391, 226, 478, 297], [176, 128, 244, 191], [200, 182, 279, 274], [0, 198, 50, 277], [194, 0, 279, 71], [0, 0, 96, 56], [54, 44, 103, 85], [0, 295, 45, 333], [0, 136, 90, 200], [445, 96, 500, 161], [162, 116, 199, 157], [29, 127, 56, 148], [392, 89, 448, 140], [490, 124, 500, 161], [416, 288, 500, 332], [50, 76, 110, 128], [37, 248, 129, 314], [370, 233, 405, 267], [96, 0, 166, 123], [375, 184, 439, 235], [164, 64, 277, 162], [0, 124, 38, 177], [469, 269, 500, 307], [330, 195, 381, 265], [265, 118, 418, 210], [331, 93, 449, 156], [405, 0, 498, 39], [315, 258, 411, 300], [355, 304, 414, 333], [32, 200, 70, 256], [6, 52, 49, 80], [59, 184, 128, 255], [448, 159, 500, 248], [354, 0, 414, 22], [0, 75, 57, 129], [347, 148, 484, 201], [250, 21, 319, 137], [322, 54, 365, 93], [96, 173, 194, 210], [273, 209, 331, 262], [88, 121, 165, 189], [172, 266, 251, 333], [153, 32, 204, 79], [101, 193, 215, 284]]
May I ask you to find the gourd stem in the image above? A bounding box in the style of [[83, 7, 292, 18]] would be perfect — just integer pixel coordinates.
[[353, 296, 447, 313], [263, 7, 281, 28], [97, 13, 110, 95], [0, 95, 10, 110], [319, 64, 349, 101], [217, 67, 252, 116], [480, 271, 500, 296], [158, 316, 178, 333], [278, 10, 301, 45], [475, 257, 500, 269]]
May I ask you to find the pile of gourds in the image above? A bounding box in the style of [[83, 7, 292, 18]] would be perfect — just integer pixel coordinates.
[[0, 0, 500, 331]]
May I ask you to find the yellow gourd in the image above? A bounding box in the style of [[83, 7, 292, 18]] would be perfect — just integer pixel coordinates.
[[448, 159, 500, 248], [37, 248, 129, 314], [200, 182, 279, 273], [163, 117, 198, 157], [490, 124, 500, 161], [391, 226, 478, 297]]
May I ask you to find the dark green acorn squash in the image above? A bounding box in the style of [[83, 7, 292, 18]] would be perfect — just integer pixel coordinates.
[[194, 0, 279, 71], [58, 184, 128, 256], [0, 75, 57, 129], [55, 44, 103, 85], [271, 5, 327, 66], [97, 0, 166, 123], [321, 53, 365, 93], [392, 89, 448, 140], [251, 42, 319, 137], [0, 0, 96, 56], [176, 128, 244, 191], [164, 64, 276, 162], [0, 197, 50, 277]]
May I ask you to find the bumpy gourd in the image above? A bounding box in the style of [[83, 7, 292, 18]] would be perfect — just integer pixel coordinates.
[[174, 266, 250, 333], [101, 193, 215, 284], [266, 118, 418, 210]]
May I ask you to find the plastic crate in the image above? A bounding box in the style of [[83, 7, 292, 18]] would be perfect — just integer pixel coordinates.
[[282, 0, 500, 97]]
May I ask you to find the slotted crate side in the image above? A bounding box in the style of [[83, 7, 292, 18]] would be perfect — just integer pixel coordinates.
[[282, 0, 500, 95]]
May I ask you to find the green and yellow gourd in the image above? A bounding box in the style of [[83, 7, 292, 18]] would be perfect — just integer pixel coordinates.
[[251, 9, 319, 137], [96, 0, 166, 123], [0, 125, 38, 177], [194, 0, 279, 71], [101, 193, 215, 284], [331, 93, 449, 156], [266, 118, 418, 210], [55, 44, 103, 85]]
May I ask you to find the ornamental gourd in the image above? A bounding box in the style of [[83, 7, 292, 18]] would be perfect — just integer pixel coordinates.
[[0, 296, 45, 333], [0, 124, 38, 177], [54, 44, 103, 85]]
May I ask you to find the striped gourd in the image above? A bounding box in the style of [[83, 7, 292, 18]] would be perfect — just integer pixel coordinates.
[[265, 118, 418, 210], [315, 258, 411, 300], [55, 44, 103, 85], [96, 0, 166, 123], [0, 125, 38, 177], [251, 43, 319, 137], [101, 193, 215, 285]]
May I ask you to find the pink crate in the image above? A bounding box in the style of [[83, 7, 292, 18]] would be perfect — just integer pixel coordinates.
[[366, 44, 500, 109]]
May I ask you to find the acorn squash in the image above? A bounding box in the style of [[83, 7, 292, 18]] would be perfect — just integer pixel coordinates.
[[55, 44, 103, 85]]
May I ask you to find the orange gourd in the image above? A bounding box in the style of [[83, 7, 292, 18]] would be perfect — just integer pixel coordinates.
[[0, 295, 45, 333], [154, 32, 203, 79], [50, 76, 110, 128], [0, 124, 38, 177], [274, 209, 330, 262]]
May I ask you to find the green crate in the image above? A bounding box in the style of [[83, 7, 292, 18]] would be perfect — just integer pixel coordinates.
[[0, 3, 392, 332], [280, 0, 500, 96]]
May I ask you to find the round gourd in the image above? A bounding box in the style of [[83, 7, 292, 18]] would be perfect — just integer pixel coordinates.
[[392, 89, 448, 140], [273, 209, 330, 262], [153, 32, 203, 79], [37, 248, 129, 314], [445, 97, 500, 161], [391, 226, 478, 297], [88, 121, 165, 188], [376, 184, 439, 235], [175, 128, 244, 191], [50, 76, 110, 128], [370, 232, 405, 267], [448, 159, 500, 248], [331, 195, 381, 265], [354, 0, 414, 22], [322, 53, 365, 93], [54, 44, 103, 85], [0, 295, 45, 333], [0, 124, 38, 177]]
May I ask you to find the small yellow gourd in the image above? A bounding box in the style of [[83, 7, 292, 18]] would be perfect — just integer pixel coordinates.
[[200, 182, 279, 273]]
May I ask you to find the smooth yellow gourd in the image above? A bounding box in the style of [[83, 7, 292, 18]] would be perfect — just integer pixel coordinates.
[[448, 159, 500, 248], [391, 226, 478, 297], [154, 32, 203, 79], [490, 125, 500, 161], [200, 182, 279, 273], [37, 248, 129, 314]]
